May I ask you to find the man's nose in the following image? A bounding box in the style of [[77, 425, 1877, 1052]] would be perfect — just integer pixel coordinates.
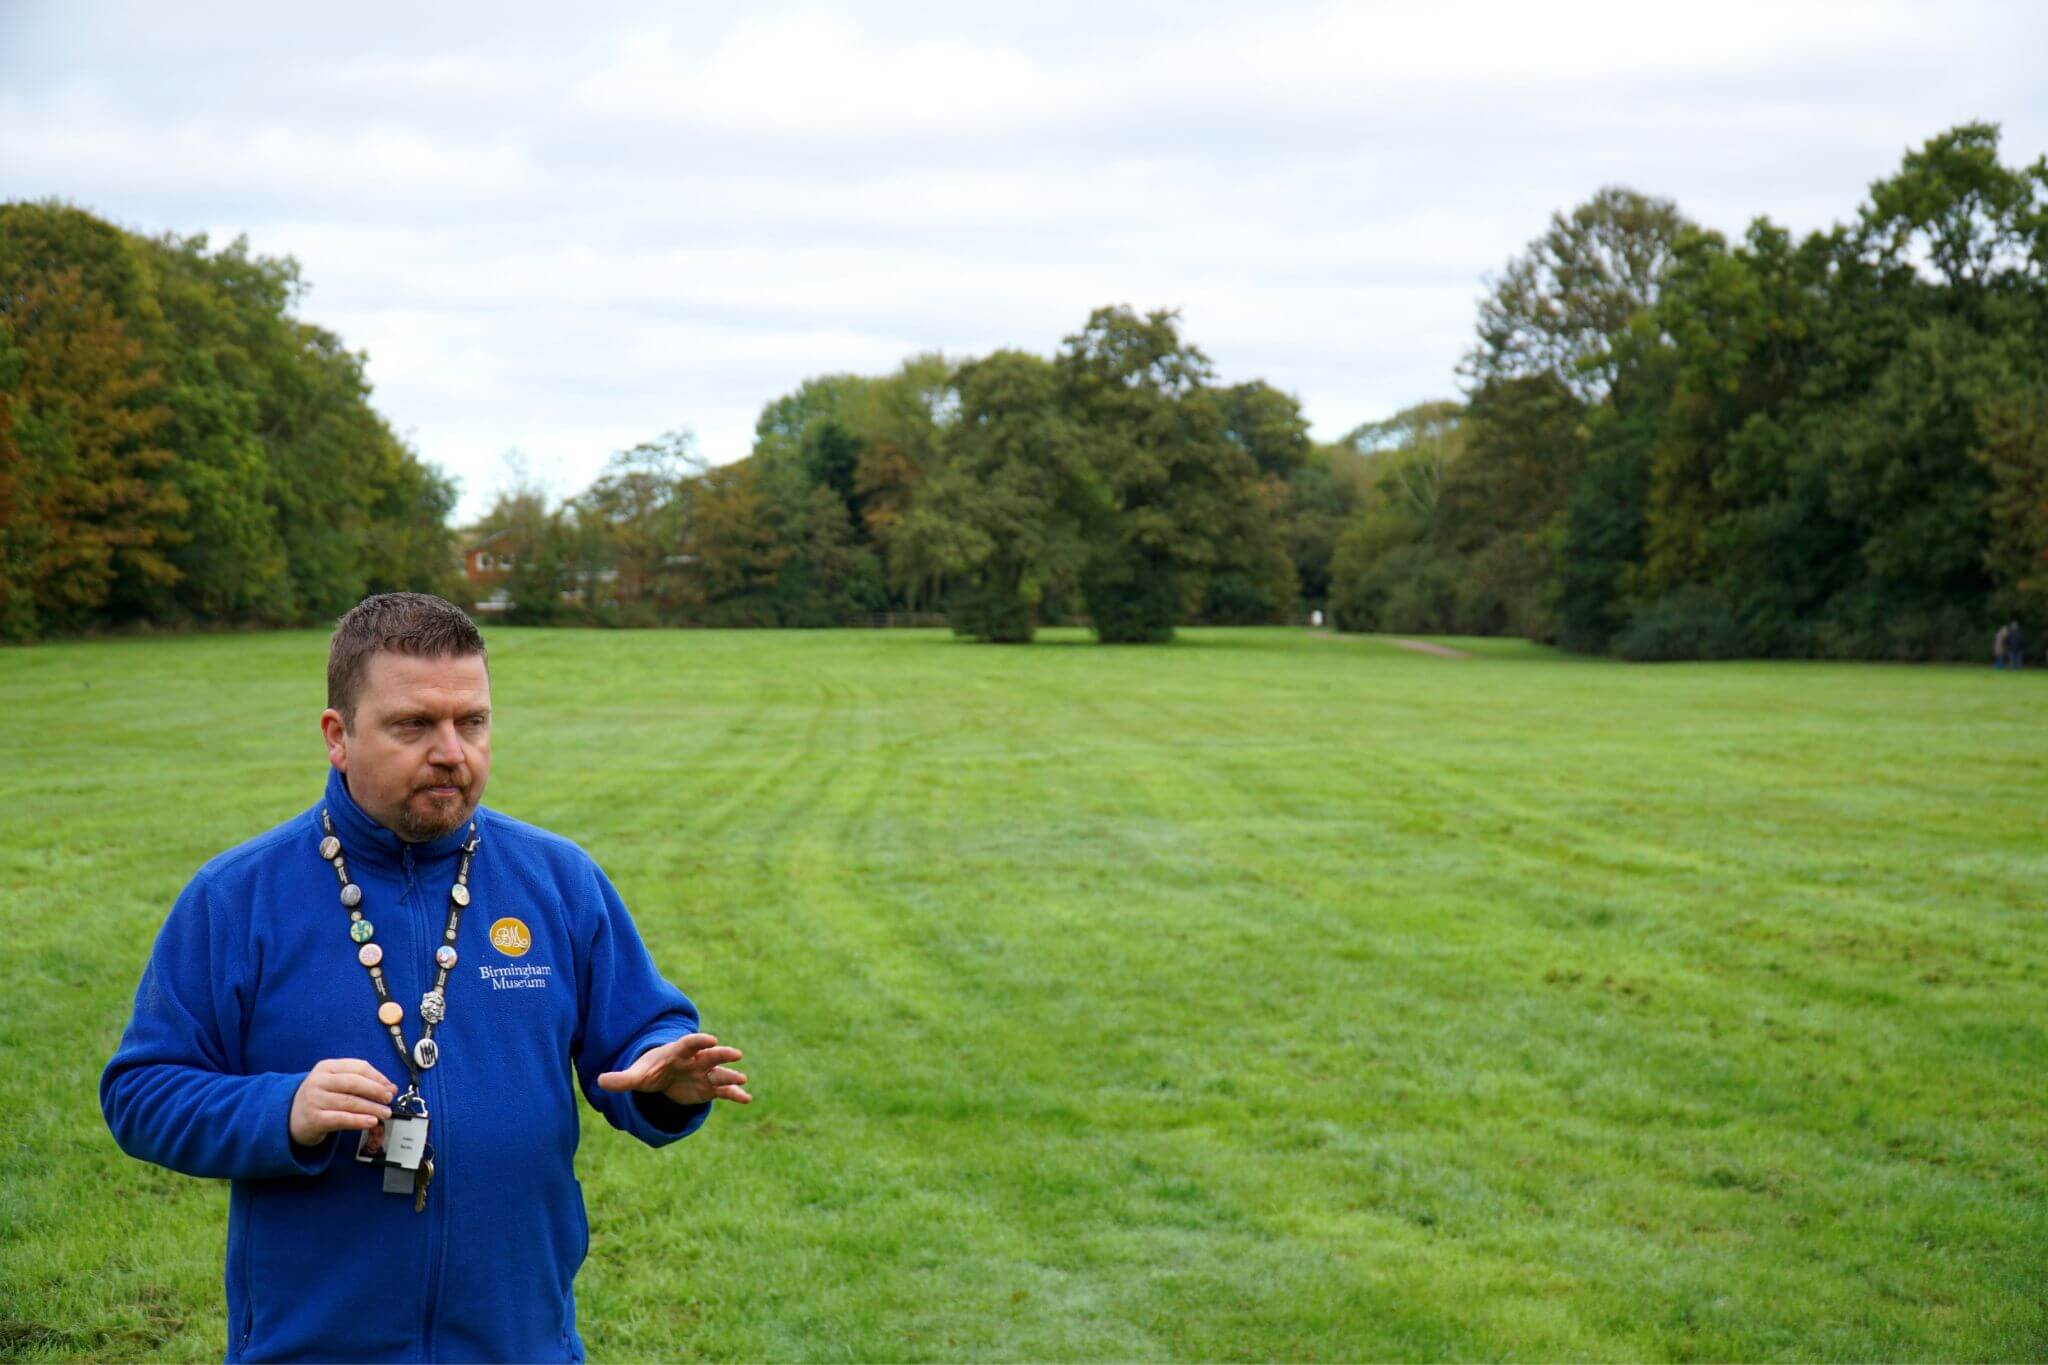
[[426, 720, 465, 766]]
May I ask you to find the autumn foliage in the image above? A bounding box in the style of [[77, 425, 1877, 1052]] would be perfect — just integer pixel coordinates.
[[0, 202, 458, 642]]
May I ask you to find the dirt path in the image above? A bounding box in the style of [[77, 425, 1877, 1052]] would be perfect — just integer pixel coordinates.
[[1306, 630, 1471, 659], [1386, 637, 1469, 658]]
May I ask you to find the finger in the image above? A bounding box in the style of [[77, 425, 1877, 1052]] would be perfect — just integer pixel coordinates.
[[703, 1068, 748, 1088], [324, 1059, 399, 1097], [316, 1109, 383, 1132], [692, 1047, 744, 1069], [614, 1034, 716, 1086], [620, 1056, 677, 1091], [602, 1033, 721, 1092], [325, 1072, 399, 1103], [713, 1085, 752, 1104], [317, 1092, 394, 1120], [322, 1057, 394, 1086], [597, 1062, 670, 1092], [636, 1035, 709, 1068]]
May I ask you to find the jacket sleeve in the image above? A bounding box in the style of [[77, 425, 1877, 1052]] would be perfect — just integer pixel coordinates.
[[100, 871, 338, 1180], [571, 862, 712, 1148]]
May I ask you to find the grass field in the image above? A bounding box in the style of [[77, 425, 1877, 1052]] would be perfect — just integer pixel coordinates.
[[2, 626, 2044, 1361]]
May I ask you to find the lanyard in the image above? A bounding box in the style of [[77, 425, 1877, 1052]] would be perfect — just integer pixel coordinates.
[[319, 809, 478, 1086]]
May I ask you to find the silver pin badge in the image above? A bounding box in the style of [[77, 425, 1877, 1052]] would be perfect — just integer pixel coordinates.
[[419, 990, 446, 1024], [340, 883, 363, 908], [451, 884, 470, 907]]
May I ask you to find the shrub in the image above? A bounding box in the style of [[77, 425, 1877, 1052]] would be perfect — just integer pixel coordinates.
[[1612, 588, 1744, 661], [1082, 549, 1179, 643]]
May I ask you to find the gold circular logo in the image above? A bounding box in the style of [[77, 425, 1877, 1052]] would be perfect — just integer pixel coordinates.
[[489, 917, 532, 957]]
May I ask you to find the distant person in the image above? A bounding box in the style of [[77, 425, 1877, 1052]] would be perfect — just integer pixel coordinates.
[[1995, 623, 2010, 668], [2008, 619, 2026, 670], [1310, 608, 1324, 629], [101, 593, 751, 1362]]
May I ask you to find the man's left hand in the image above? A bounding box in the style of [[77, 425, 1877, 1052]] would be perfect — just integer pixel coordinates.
[[597, 1033, 751, 1106]]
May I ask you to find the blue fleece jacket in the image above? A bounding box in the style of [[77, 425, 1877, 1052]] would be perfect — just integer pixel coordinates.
[[101, 767, 711, 1363]]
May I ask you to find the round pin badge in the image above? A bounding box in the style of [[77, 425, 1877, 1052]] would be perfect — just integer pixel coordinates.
[[377, 1000, 403, 1027], [357, 942, 383, 967], [435, 945, 458, 969], [349, 920, 375, 944], [319, 836, 340, 861], [451, 884, 470, 908], [413, 1037, 439, 1069], [340, 884, 363, 909]]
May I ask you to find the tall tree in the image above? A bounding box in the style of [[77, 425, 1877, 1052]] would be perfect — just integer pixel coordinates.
[[1469, 186, 1689, 400], [1219, 380, 1313, 477], [0, 266, 183, 638], [891, 350, 1096, 642], [1059, 306, 1288, 642], [849, 353, 953, 579], [142, 231, 313, 622], [1860, 121, 2048, 300], [574, 431, 701, 617], [1327, 404, 1468, 633], [0, 202, 462, 635], [1270, 445, 1368, 607], [1974, 386, 2048, 614], [682, 460, 790, 627], [471, 483, 572, 624]]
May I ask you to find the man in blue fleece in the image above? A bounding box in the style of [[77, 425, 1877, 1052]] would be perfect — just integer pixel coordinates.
[[102, 592, 751, 1363]]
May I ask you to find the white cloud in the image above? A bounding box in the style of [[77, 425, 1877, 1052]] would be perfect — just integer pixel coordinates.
[[1157, 0, 1924, 90], [570, 13, 1088, 135], [0, 91, 540, 215]]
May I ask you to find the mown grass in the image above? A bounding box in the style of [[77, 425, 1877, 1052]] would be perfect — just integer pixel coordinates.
[[1, 626, 2043, 1361]]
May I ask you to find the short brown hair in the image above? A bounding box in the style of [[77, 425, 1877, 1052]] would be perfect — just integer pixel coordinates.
[[327, 593, 488, 726]]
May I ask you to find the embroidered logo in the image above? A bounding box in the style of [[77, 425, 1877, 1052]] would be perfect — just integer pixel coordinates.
[[489, 917, 533, 957], [480, 962, 551, 990]]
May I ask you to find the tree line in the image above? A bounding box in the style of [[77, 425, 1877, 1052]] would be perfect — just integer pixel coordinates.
[[0, 202, 459, 642], [469, 122, 2048, 656], [475, 310, 1332, 642], [6, 121, 2045, 655], [1333, 122, 2048, 660]]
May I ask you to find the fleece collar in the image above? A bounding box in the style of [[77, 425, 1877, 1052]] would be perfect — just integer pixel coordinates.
[[317, 764, 482, 870]]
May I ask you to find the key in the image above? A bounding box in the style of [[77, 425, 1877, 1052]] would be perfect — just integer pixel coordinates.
[[414, 1157, 434, 1214]]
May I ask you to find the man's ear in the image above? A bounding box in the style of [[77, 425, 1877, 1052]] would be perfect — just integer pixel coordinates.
[[320, 708, 350, 772]]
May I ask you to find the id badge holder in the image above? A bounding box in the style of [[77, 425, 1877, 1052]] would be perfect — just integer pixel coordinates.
[[361, 1088, 430, 1192], [380, 1115, 429, 1192]]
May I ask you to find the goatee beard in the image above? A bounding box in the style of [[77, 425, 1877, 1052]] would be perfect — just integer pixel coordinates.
[[394, 806, 471, 842], [393, 784, 475, 842]]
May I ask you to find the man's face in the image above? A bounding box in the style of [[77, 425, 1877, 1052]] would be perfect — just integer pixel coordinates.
[[321, 651, 492, 842]]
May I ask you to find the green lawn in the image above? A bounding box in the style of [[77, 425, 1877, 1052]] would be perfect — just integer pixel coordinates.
[[2, 627, 2043, 1361]]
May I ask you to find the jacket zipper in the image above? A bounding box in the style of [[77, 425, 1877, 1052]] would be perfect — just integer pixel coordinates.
[[402, 845, 447, 1361], [236, 1173, 254, 1355]]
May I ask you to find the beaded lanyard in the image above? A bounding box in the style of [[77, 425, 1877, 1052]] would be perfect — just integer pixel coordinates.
[[318, 809, 478, 1084]]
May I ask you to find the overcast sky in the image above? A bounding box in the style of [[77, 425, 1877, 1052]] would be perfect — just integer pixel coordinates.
[[4, 2, 2046, 520]]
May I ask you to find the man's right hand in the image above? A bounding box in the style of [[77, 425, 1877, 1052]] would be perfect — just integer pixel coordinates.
[[289, 1059, 398, 1146]]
